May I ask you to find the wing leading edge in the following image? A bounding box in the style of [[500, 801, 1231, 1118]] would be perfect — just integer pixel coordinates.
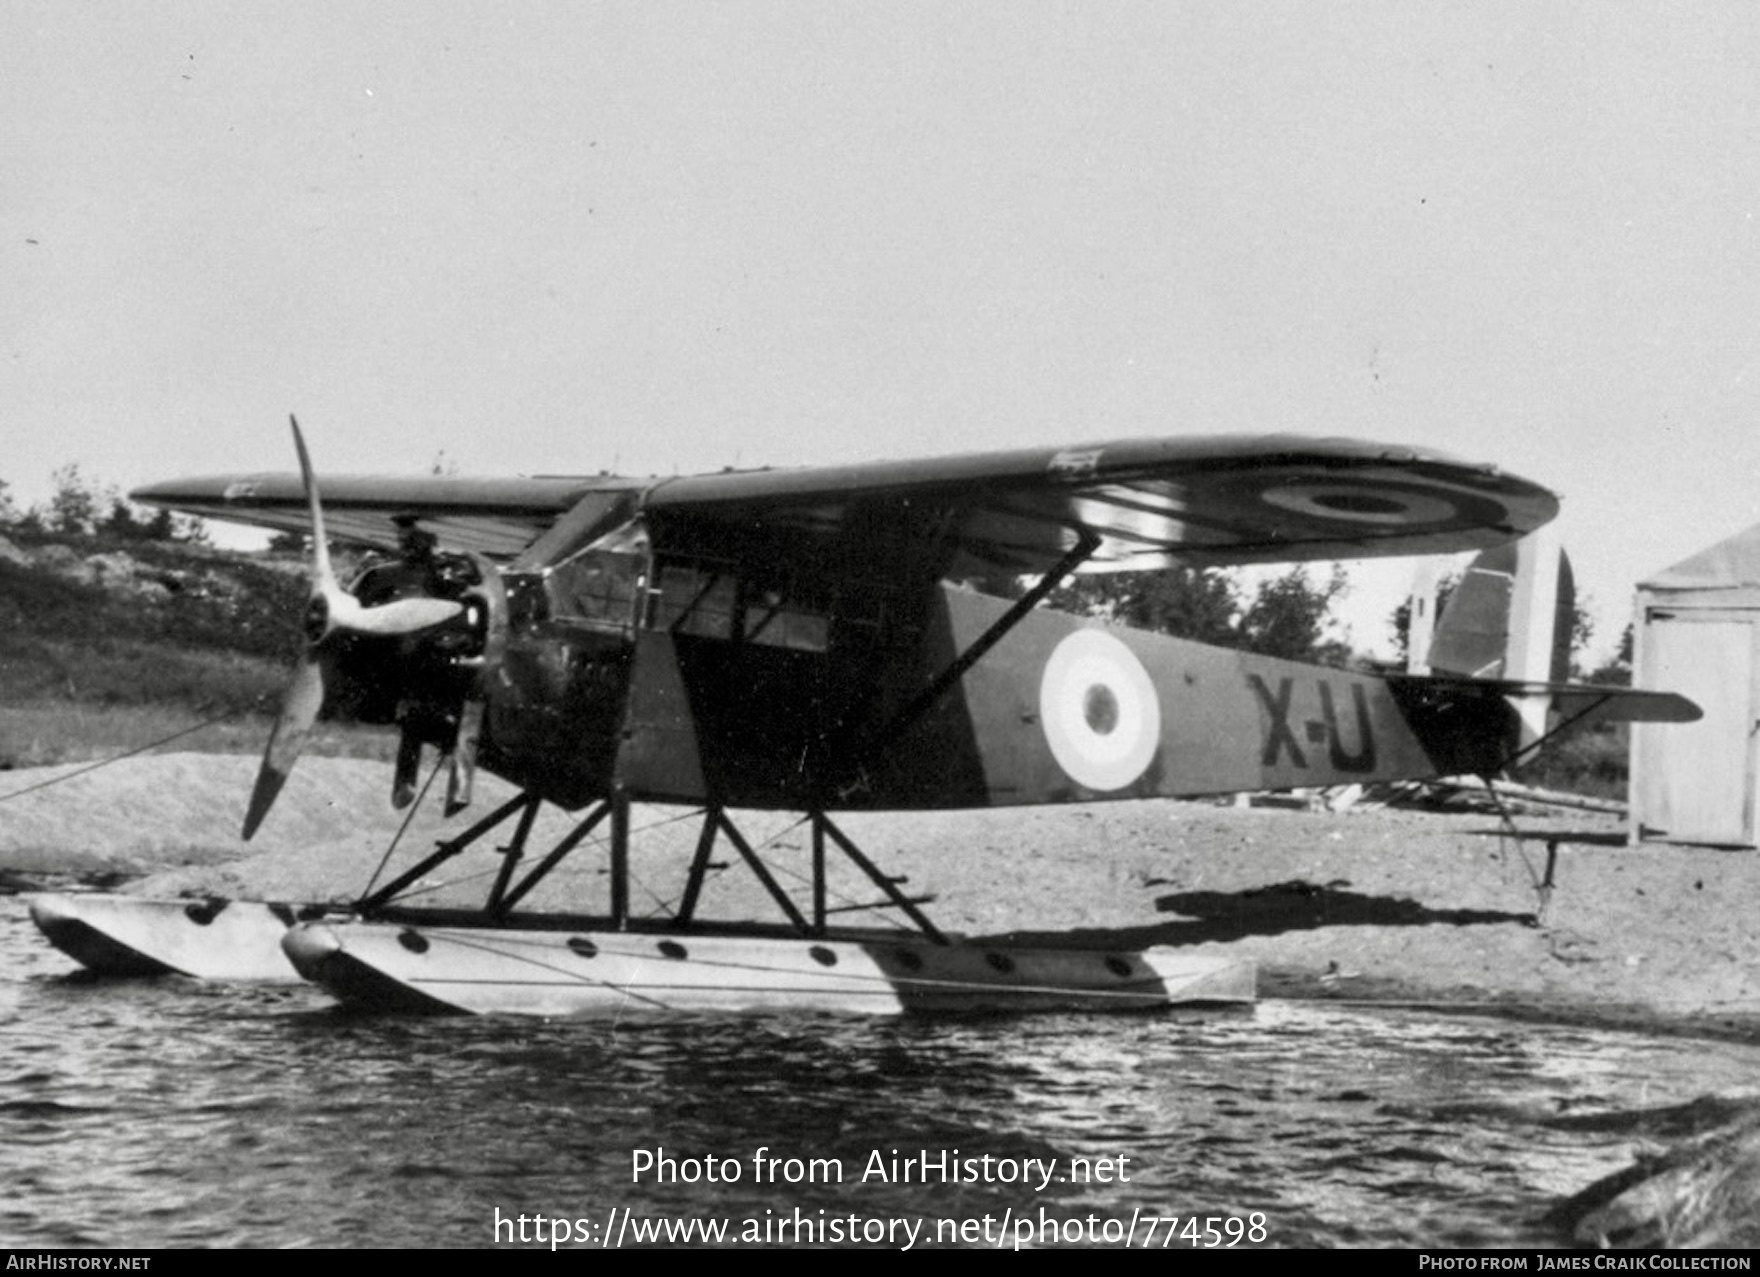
[[133, 433, 1558, 572], [130, 472, 640, 558]]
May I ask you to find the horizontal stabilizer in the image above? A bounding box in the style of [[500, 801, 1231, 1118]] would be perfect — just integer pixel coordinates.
[[1389, 674, 1700, 725]]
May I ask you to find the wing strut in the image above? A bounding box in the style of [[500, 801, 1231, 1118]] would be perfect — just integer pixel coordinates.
[[838, 529, 1101, 791]]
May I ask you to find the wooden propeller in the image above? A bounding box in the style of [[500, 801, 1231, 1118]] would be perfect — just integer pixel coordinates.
[[242, 417, 467, 840]]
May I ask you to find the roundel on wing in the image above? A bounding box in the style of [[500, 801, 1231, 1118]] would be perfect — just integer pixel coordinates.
[[1038, 629, 1161, 792], [1259, 483, 1460, 526]]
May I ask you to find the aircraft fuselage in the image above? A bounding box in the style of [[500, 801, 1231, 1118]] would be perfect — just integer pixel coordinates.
[[335, 533, 1516, 812]]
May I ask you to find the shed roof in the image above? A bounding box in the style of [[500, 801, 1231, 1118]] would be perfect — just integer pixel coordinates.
[[1642, 521, 1760, 591]]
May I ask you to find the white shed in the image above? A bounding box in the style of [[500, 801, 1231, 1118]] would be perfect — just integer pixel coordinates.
[[1631, 523, 1760, 847]]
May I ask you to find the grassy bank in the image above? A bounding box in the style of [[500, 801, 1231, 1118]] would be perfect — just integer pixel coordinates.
[[0, 532, 391, 768]]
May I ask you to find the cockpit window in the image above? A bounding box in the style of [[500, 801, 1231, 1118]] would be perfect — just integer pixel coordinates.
[[540, 519, 649, 633], [548, 553, 643, 630]]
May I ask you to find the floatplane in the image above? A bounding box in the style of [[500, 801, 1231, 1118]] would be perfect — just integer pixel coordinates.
[[27, 425, 1696, 1015]]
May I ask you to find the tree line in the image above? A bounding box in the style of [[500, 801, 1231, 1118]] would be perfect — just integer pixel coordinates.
[[1045, 564, 1356, 667], [0, 465, 205, 544]]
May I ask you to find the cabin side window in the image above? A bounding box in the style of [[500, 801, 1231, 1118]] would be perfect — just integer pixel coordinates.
[[649, 561, 739, 640], [645, 557, 829, 653], [743, 587, 829, 651]]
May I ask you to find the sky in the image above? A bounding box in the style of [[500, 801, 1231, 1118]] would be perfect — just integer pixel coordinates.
[[7, 2, 1760, 661]]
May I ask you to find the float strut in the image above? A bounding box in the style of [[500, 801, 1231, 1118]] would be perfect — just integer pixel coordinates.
[[815, 812, 947, 944], [610, 790, 630, 930], [356, 791, 537, 914], [717, 812, 810, 934], [497, 799, 614, 915], [813, 817, 827, 933], [675, 807, 723, 927], [484, 795, 545, 915]]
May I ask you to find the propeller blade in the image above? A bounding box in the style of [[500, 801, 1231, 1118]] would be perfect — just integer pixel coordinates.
[[242, 650, 326, 840], [289, 415, 337, 600], [291, 417, 467, 640], [252, 419, 467, 835], [332, 592, 466, 636]]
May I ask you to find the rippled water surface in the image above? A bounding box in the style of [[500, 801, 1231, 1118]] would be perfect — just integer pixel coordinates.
[[3, 898, 1755, 1249]]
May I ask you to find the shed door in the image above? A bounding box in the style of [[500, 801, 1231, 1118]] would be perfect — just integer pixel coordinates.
[[1635, 611, 1758, 846]]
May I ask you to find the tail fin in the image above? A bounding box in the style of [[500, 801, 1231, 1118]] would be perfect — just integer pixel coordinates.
[[1427, 537, 1574, 682], [1415, 534, 1694, 754]]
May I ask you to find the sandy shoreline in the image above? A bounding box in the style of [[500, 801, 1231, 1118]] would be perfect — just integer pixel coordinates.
[[7, 752, 1760, 1042]]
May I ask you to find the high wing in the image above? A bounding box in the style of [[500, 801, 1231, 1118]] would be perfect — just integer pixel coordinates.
[[129, 471, 642, 558], [132, 433, 1557, 574]]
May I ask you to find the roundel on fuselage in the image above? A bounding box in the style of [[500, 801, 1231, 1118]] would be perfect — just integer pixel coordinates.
[[1038, 628, 1160, 792]]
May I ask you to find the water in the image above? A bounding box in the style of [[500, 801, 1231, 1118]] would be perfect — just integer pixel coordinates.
[[3, 898, 1756, 1249]]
